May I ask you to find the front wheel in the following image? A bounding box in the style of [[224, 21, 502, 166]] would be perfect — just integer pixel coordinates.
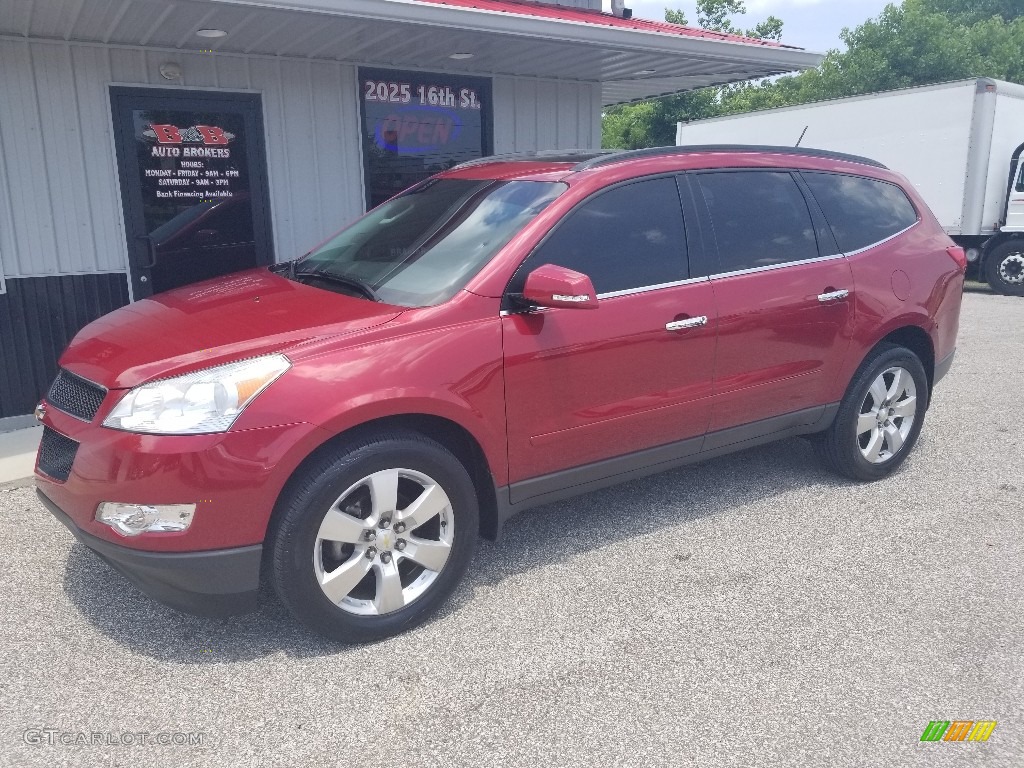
[[268, 430, 478, 642], [821, 344, 929, 482], [984, 241, 1024, 296]]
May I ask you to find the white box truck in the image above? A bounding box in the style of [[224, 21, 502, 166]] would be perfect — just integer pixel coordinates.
[[675, 78, 1024, 295]]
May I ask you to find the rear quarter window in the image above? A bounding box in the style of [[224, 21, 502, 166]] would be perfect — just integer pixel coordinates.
[[802, 172, 919, 254]]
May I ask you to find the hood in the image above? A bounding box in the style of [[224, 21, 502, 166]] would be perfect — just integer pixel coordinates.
[[60, 269, 403, 389]]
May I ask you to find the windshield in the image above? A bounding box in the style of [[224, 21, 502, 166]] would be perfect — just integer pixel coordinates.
[[295, 178, 566, 306]]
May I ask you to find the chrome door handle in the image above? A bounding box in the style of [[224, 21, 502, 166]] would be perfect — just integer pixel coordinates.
[[666, 316, 708, 331], [817, 289, 849, 303]]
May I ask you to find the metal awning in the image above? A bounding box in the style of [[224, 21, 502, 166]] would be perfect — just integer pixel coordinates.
[[0, 0, 824, 105]]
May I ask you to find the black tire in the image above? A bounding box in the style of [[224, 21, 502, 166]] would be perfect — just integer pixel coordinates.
[[821, 344, 929, 482], [268, 429, 478, 643], [984, 241, 1024, 296]]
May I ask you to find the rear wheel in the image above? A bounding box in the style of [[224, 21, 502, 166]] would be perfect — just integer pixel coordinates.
[[984, 241, 1024, 296], [821, 344, 928, 481], [268, 430, 478, 642]]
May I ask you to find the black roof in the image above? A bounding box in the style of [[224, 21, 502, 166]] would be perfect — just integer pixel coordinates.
[[453, 145, 887, 172], [452, 150, 615, 170], [574, 145, 888, 170]]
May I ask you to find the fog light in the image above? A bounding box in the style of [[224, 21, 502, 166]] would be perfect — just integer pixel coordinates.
[[96, 503, 196, 537], [966, 247, 980, 263]]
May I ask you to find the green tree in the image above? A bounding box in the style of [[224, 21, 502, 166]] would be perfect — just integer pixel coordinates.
[[664, 8, 688, 25], [920, 0, 1021, 23], [696, 0, 746, 34], [605, 0, 781, 148]]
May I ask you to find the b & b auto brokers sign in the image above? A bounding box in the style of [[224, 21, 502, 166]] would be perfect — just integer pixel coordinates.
[[141, 123, 242, 200]]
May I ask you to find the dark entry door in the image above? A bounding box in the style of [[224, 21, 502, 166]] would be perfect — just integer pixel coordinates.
[[110, 87, 273, 298]]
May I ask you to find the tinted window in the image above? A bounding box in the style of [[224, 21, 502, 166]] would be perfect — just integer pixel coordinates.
[[696, 171, 819, 273], [1016, 162, 1024, 193], [517, 177, 686, 295], [803, 172, 919, 253]]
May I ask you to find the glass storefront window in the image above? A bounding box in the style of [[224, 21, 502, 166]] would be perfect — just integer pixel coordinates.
[[359, 68, 493, 210]]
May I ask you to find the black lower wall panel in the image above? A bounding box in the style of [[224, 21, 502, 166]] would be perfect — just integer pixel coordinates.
[[0, 273, 130, 419]]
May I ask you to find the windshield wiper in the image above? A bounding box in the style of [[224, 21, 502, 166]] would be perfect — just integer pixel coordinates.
[[294, 268, 381, 302], [270, 258, 301, 280]]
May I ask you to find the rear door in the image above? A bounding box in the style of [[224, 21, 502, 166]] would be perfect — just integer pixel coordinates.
[[502, 176, 717, 496], [685, 169, 855, 436]]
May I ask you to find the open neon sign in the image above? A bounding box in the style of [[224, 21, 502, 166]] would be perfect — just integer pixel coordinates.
[[374, 105, 464, 154]]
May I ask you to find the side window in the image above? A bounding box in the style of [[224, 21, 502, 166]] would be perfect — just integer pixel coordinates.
[[802, 172, 919, 254], [1016, 162, 1024, 193], [696, 171, 819, 273], [515, 177, 686, 295]]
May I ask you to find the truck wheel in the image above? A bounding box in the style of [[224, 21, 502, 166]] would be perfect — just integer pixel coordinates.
[[268, 430, 478, 642], [984, 241, 1024, 296], [820, 344, 928, 482]]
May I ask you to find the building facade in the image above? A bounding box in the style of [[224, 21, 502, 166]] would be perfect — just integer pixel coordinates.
[[0, 0, 820, 424]]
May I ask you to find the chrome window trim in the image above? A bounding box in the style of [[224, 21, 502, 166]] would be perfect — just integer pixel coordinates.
[[839, 220, 920, 258], [499, 217, 921, 315], [707, 252, 846, 280], [706, 217, 919, 280], [500, 276, 710, 316], [596, 275, 709, 300]]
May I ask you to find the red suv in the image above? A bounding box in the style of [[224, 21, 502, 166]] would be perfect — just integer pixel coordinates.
[[35, 146, 965, 641]]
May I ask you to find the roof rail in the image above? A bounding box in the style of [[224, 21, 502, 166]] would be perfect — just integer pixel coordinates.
[[452, 149, 617, 170], [573, 144, 888, 171]]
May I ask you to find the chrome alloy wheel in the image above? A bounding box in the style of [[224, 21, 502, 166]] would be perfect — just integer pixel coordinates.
[[997, 252, 1024, 285], [313, 468, 454, 616], [856, 366, 917, 464]]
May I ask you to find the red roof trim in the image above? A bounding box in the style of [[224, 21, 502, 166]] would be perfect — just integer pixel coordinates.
[[413, 0, 785, 48]]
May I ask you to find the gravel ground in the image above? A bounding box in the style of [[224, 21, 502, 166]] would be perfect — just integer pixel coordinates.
[[1, 289, 1021, 768]]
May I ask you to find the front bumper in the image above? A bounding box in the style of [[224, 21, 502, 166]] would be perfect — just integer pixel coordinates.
[[33, 398, 324, 551], [38, 487, 262, 617]]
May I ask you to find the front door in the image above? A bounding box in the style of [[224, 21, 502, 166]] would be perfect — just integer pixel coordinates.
[[502, 176, 717, 500], [110, 87, 274, 298]]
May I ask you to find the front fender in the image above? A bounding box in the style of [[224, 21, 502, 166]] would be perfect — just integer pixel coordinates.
[[241, 314, 509, 486]]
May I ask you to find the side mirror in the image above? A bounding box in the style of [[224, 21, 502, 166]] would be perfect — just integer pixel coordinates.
[[520, 264, 599, 310]]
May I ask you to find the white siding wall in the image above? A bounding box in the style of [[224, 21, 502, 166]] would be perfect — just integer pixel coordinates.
[[0, 38, 601, 284], [493, 76, 602, 153]]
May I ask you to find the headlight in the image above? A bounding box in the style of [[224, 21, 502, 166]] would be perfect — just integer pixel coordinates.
[[102, 354, 290, 434], [96, 502, 196, 536]]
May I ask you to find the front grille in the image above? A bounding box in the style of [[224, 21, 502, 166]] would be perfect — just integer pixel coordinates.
[[47, 369, 106, 421], [38, 427, 79, 482]]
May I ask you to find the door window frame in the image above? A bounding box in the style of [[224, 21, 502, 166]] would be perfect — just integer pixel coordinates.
[[502, 172, 695, 311], [682, 168, 840, 280], [109, 86, 275, 299]]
